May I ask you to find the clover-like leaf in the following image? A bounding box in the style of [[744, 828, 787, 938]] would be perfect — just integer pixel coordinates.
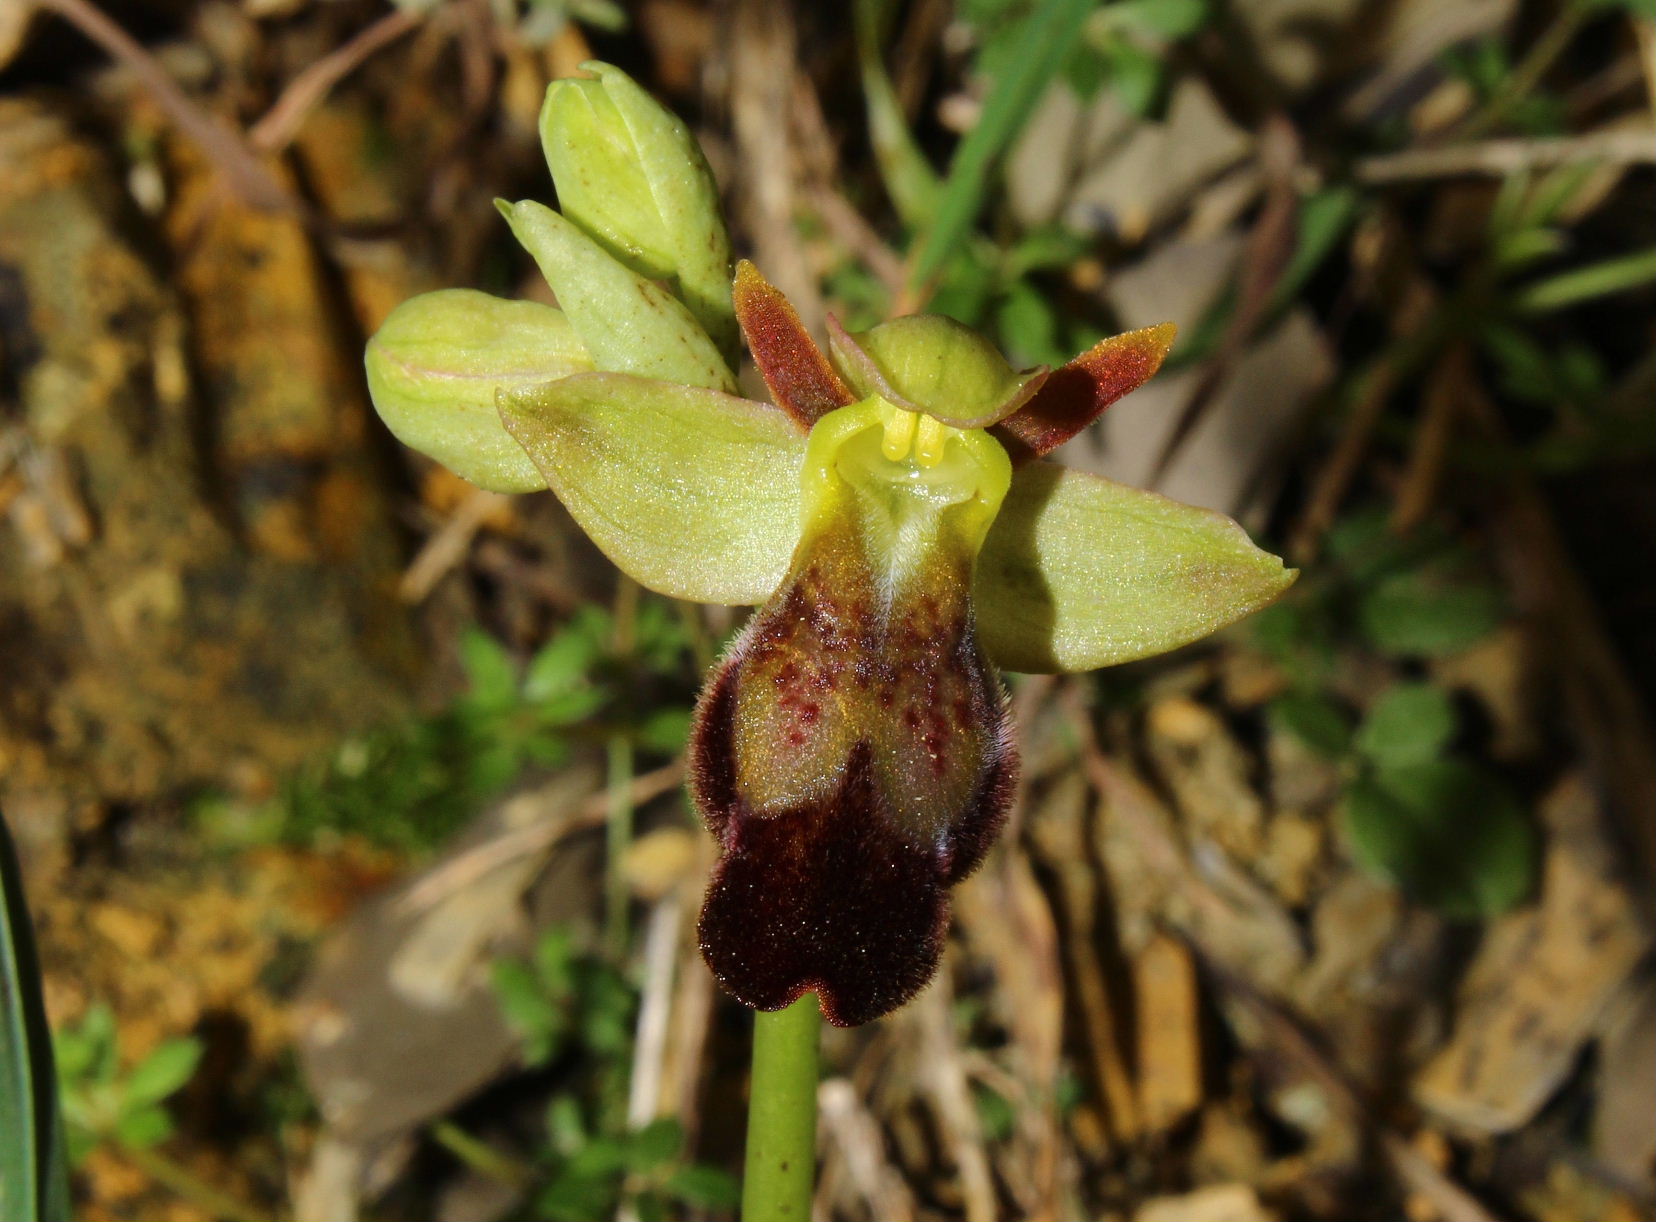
[[1344, 759, 1535, 919], [541, 62, 736, 361], [497, 199, 736, 393], [973, 462, 1297, 673], [365, 289, 593, 492], [499, 373, 804, 604]]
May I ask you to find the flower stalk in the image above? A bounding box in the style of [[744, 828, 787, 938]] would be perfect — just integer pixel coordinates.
[[742, 995, 821, 1222]]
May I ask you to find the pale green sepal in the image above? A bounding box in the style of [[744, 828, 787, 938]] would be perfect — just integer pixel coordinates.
[[497, 199, 737, 394], [974, 464, 1297, 673], [365, 289, 591, 493], [540, 63, 737, 362], [498, 373, 803, 604], [828, 314, 1049, 428]]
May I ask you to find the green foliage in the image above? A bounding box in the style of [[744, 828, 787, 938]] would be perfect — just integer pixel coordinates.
[[912, 0, 1098, 282], [1, 811, 71, 1222], [56, 1003, 203, 1165], [1352, 682, 1456, 769], [476, 930, 740, 1221], [1260, 508, 1536, 918], [1255, 507, 1507, 675], [203, 601, 699, 854], [1343, 760, 1535, 920], [1440, 38, 1567, 135]]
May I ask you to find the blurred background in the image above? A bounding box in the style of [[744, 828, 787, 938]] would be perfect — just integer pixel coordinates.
[[1, 0, 1653, 1219]]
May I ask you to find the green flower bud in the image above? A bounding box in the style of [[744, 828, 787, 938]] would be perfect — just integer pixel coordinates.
[[364, 289, 591, 493], [541, 62, 736, 361], [827, 313, 1049, 428]]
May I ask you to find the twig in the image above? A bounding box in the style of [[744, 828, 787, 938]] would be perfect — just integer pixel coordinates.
[[398, 488, 510, 603], [33, 0, 303, 216], [817, 1078, 918, 1222], [1355, 128, 1656, 183], [1213, 978, 1503, 1222], [731, 0, 825, 332], [395, 761, 686, 914], [1389, 342, 1465, 533], [1289, 259, 1445, 562], [915, 982, 999, 1222], [625, 895, 683, 1126], [1149, 113, 1302, 483], [249, 9, 422, 154]]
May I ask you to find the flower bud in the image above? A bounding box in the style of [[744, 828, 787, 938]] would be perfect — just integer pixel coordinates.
[[541, 63, 736, 361], [364, 289, 591, 492]]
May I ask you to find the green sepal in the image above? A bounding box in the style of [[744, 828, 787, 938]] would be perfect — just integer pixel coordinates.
[[497, 199, 737, 394], [974, 463, 1297, 673], [541, 62, 737, 362], [365, 289, 591, 492], [498, 373, 804, 604], [828, 314, 1048, 428]]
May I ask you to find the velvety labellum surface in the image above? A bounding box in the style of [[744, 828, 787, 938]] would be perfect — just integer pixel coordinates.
[[691, 401, 1018, 1026]]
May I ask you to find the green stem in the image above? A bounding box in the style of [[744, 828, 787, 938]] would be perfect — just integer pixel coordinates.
[[430, 1119, 532, 1189], [742, 997, 821, 1222], [1460, 0, 1586, 139], [122, 1141, 272, 1222]]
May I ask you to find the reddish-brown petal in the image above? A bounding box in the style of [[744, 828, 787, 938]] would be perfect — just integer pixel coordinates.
[[733, 260, 854, 430], [992, 322, 1177, 463]]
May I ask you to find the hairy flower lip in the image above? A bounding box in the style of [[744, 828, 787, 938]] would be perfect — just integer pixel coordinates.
[[689, 396, 1019, 1026]]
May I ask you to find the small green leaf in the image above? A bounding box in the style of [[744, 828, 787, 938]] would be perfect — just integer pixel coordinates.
[[1354, 683, 1456, 769], [498, 199, 736, 393], [499, 373, 805, 605], [975, 463, 1297, 673], [1343, 759, 1535, 919], [1515, 248, 1656, 314], [122, 1039, 201, 1109], [1104, 0, 1210, 39], [624, 1117, 682, 1171], [541, 63, 736, 360], [1358, 569, 1504, 657], [637, 707, 691, 754], [365, 289, 589, 492], [665, 1163, 742, 1208], [524, 609, 609, 702], [1268, 692, 1353, 758], [458, 628, 519, 712], [112, 1104, 175, 1149]]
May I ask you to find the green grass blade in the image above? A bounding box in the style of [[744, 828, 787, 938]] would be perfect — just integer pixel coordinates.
[[910, 0, 1097, 285], [854, 0, 941, 229], [1515, 248, 1656, 313], [1, 809, 73, 1222]]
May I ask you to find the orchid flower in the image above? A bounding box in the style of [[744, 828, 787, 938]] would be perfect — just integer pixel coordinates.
[[366, 62, 1295, 1028]]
